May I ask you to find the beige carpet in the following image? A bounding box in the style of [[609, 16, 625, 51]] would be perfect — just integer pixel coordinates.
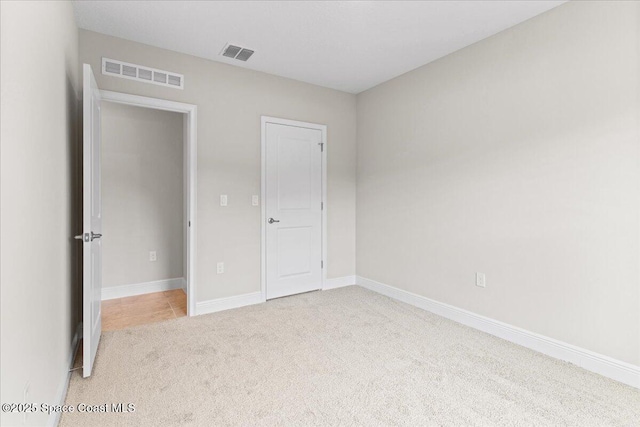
[[61, 286, 640, 426]]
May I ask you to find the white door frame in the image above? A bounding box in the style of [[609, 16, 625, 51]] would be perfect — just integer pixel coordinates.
[[100, 90, 198, 316], [260, 116, 327, 302]]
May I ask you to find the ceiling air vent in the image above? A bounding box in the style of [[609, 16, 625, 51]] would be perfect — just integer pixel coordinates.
[[222, 44, 242, 58], [235, 49, 254, 62], [101, 58, 184, 90], [221, 43, 255, 62]]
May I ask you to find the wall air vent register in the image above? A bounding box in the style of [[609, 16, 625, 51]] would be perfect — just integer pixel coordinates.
[[101, 58, 184, 90]]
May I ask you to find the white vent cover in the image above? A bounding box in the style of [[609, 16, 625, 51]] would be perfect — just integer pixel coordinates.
[[220, 43, 254, 62], [101, 58, 184, 89]]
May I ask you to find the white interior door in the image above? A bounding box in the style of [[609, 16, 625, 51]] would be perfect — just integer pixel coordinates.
[[81, 64, 102, 377], [265, 122, 323, 299]]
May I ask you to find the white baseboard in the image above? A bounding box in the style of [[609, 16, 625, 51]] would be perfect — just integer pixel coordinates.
[[195, 277, 357, 316], [357, 276, 640, 389], [48, 323, 82, 427], [196, 292, 263, 316], [102, 278, 185, 300], [323, 275, 357, 290]]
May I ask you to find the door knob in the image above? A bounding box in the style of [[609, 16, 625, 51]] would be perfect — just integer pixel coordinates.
[[268, 218, 280, 224], [74, 232, 101, 242]]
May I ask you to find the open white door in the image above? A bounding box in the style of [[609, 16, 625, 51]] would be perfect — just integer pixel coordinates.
[[79, 64, 102, 377]]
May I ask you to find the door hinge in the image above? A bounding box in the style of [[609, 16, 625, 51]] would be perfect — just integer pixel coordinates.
[[189, 220, 191, 227], [321, 202, 323, 210], [321, 260, 324, 269], [318, 142, 324, 152]]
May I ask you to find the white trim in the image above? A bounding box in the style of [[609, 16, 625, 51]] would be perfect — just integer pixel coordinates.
[[183, 114, 189, 313], [101, 278, 186, 300], [357, 276, 640, 389], [47, 323, 82, 427], [323, 275, 357, 290], [100, 90, 197, 317], [196, 292, 263, 316], [260, 116, 328, 302]]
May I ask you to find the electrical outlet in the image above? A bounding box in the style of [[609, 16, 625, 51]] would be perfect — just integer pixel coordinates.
[[217, 262, 224, 274], [252, 195, 259, 206], [220, 195, 228, 206], [149, 251, 157, 262], [476, 272, 486, 288]]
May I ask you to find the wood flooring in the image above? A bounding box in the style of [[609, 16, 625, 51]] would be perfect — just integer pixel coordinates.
[[102, 289, 187, 331]]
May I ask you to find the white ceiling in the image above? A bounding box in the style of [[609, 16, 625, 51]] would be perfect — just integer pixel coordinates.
[[73, 1, 566, 94]]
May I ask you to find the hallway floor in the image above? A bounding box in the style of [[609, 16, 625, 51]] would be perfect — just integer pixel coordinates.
[[102, 289, 187, 331]]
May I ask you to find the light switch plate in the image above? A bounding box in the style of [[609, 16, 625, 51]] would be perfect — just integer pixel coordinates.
[[252, 195, 259, 206], [220, 195, 228, 206]]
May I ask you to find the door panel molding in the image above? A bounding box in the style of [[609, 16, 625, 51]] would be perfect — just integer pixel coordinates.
[[261, 116, 327, 301]]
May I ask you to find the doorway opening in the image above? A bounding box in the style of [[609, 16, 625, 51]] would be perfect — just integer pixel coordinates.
[[99, 91, 197, 330]]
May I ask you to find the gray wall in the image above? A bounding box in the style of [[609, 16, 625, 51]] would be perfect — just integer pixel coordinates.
[[102, 103, 184, 288], [356, 1, 640, 365], [80, 30, 357, 302], [0, 1, 80, 426]]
